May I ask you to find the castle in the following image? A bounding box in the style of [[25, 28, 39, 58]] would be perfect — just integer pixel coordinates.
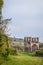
[[24, 37, 39, 52], [9, 37, 41, 52]]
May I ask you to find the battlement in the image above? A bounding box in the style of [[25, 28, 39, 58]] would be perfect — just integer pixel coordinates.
[[24, 37, 39, 43]]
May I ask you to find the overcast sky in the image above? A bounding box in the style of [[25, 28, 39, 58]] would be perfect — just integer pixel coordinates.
[[2, 0, 43, 42]]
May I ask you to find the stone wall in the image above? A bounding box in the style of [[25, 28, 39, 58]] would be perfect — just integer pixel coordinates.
[[24, 37, 39, 52]]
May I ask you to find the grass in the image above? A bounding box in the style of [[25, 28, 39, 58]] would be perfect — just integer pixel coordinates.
[[1, 54, 43, 65]]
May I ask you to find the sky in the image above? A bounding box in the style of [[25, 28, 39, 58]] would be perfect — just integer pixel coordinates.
[[2, 0, 43, 42]]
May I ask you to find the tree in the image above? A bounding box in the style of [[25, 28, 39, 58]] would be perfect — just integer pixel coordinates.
[[0, 0, 3, 7], [0, 0, 11, 59], [0, 0, 11, 33]]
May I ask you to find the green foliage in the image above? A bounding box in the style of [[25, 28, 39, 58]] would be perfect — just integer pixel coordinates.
[[20, 51, 35, 56], [0, 0, 11, 61], [0, 1, 11, 64], [1, 48, 10, 59], [0, 55, 4, 65], [10, 48, 19, 55], [0, 0, 3, 7], [0, 34, 10, 65], [35, 49, 43, 56], [0, 42, 4, 47], [0, 34, 10, 60]]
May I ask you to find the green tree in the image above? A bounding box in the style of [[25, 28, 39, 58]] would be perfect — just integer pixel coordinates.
[[0, 0, 3, 7], [0, 0, 11, 59]]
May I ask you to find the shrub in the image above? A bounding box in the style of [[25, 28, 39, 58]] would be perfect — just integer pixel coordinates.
[[0, 34, 10, 59], [35, 49, 43, 56], [10, 48, 19, 55], [1, 48, 10, 59]]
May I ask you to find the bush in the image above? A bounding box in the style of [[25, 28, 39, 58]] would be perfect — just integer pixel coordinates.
[[0, 34, 10, 59], [35, 49, 43, 56], [1, 48, 10, 59], [10, 48, 19, 55]]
